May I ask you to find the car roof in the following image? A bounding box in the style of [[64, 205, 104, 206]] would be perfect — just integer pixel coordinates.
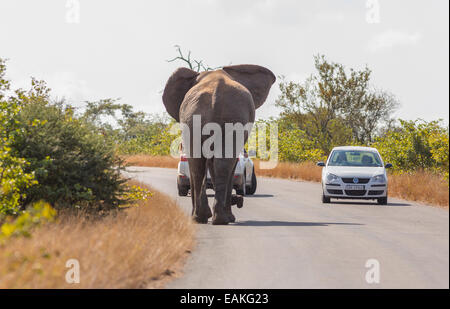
[[331, 146, 379, 152]]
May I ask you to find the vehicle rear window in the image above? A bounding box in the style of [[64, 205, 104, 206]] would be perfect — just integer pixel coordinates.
[[328, 150, 382, 167]]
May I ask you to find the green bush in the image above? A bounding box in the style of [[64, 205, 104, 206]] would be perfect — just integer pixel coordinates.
[[1, 60, 37, 215], [7, 80, 127, 210], [278, 126, 326, 163], [372, 119, 449, 178], [0, 201, 56, 240], [117, 122, 179, 156], [12, 102, 127, 209]]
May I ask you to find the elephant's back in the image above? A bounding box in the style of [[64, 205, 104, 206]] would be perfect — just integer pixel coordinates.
[[180, 73, 255, 125]]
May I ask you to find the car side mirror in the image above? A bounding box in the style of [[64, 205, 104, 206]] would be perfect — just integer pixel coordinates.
[[385, 163, 393, 169], [316, 161, 325, 167]]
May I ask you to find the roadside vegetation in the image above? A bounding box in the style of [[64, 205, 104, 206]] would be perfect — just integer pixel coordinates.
[[0, 180, 194, 288], [123, 155, 178, 169], [0, 58, 194, 288]]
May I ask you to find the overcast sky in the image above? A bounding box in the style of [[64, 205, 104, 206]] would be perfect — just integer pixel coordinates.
[[1, 0, 448, 123]]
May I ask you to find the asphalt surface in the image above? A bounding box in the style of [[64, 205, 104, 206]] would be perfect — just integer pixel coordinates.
[[124, 166, 449, 289]]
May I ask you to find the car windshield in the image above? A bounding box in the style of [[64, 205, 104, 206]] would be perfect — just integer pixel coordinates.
[[328, 150, 383, 167]]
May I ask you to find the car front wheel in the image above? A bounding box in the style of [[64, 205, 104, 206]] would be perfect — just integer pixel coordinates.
[[322, 193, 331, 204], [236, 171, 246, 196], [377, 196, 388, 205], [246, 166, 257, 195], [177, 183, 189, 196]]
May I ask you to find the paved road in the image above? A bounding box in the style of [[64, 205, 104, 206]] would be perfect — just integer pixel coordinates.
[[124, 167, 449, 289]]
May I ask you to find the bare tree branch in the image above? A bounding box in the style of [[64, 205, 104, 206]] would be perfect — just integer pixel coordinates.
[[166, 45, 221, 72]]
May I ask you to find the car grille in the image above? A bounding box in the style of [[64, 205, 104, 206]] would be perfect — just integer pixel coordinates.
[[368, 190, 384, 195], [327, 189, 343, 195], [345, 190, 367, 196], [342, 178, 370, 184]]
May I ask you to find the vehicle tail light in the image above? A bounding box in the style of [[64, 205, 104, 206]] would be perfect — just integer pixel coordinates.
[[180, 154, 188, 162]]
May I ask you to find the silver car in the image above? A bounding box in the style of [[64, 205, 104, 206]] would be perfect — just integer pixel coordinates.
[[317, 146, 393, 205]]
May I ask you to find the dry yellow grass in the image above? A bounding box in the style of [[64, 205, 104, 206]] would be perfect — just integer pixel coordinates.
[[0, 181, 195, 288], [123, 155, 179, 169], [388, 171, 449, 207], [124, 155, 448, 208], [254, 160, 322, 182]]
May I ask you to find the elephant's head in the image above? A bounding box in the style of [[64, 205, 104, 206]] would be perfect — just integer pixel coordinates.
[[162, 64, 276, 122]]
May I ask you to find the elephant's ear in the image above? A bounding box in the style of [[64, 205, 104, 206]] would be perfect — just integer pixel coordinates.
[[163, 67, 199, 122], [222, 64, 276, 109]]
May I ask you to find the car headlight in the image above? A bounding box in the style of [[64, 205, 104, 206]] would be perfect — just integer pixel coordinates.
[[372, 174, 386, 183], [326, 173, 340, 183]]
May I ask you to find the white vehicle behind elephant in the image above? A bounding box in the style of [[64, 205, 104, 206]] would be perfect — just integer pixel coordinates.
[[177, 151, 257, 197]]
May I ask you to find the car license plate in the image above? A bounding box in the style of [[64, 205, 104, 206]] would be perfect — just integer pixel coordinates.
[[346, 185, 365, 190]]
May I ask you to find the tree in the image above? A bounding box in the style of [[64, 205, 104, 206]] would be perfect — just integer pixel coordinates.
[[276, 55, 399, 152]]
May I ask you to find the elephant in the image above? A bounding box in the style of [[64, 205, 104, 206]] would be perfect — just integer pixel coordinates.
[[162, 64, 275, 225]]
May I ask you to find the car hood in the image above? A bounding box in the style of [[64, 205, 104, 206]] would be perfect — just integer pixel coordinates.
[[326, 166, 385, 178]]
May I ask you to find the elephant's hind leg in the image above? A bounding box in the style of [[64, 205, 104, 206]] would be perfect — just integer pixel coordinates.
[[211, 158, 237, 225], [208, 158, 236, 221], [223, 160, 238, 223], [188, 158, 211, 224]]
